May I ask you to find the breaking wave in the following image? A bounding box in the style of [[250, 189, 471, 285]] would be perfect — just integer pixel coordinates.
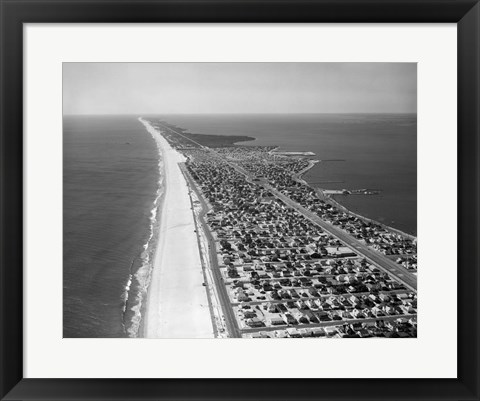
[[122, 118, 165, 337]]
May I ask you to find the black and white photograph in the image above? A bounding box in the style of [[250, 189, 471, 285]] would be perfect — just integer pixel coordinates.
[[63, 62, 417, 339]]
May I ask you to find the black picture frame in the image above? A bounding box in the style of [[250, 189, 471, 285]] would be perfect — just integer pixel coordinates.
[[1, 1, 479, 400]]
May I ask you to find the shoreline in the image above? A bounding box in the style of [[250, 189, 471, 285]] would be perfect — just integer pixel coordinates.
[[294, 158, 416, 239], [158, 121, 416, 241], [158, 114, 416, 240], [328, 194, 416, 240], [142, 118, 417, 337], [138, 118, 214, 338], [136, 166, 165, 338]]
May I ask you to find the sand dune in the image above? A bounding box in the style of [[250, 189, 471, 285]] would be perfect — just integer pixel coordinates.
[[139, 118, 214, 338]]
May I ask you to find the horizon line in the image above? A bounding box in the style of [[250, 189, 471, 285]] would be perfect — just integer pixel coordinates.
[[64, 112, 418, 117]]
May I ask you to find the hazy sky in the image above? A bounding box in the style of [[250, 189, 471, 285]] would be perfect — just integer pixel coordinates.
[[63, 63, 416, 115]]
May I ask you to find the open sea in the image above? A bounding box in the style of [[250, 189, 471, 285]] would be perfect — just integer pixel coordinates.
[[63, 113, 416, 338], [63, 116, 161, 338]]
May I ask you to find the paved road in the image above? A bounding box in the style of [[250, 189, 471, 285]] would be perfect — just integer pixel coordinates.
[[180, 164, 241, 338], [231, 289, 410, 307], [155, 121, 417, 293], [183, 177, 219, 338], [261, 184, 417, 291], [242, 313, 417, 334]]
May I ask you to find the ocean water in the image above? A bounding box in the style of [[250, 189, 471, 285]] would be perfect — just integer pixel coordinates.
[[63, 113, 416, 338], [159, 114, 417, 235], [63, 115, 160, 338]]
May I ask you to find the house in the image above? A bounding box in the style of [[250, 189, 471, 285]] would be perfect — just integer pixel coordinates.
[[316, 311, 331, 322], [237, 293, 250, 302], [286, 328, 301, 338], [268, 314, 286, 326], [246, 317, 264, 327], [324, 326, 338, 337], [284, 313, 298, 325], [244, 311, 257, 319], [311, 328, 326, 337]]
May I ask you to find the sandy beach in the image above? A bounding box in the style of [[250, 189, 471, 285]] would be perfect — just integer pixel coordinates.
[[139, 118, 214, 338]]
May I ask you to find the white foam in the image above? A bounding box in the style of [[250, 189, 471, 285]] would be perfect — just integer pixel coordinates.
[[138, 117, 214, 338], [123, 119, 166, 337]]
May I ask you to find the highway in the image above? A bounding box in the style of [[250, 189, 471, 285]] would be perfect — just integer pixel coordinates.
[[261, 183, 417, 292], [180, 164, 241, 338], [183, 174, 219, 338], [155, 121, 417, 296]]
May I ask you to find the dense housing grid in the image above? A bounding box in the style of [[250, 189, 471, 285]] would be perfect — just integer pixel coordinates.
[[147, 119, 417, 339]]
